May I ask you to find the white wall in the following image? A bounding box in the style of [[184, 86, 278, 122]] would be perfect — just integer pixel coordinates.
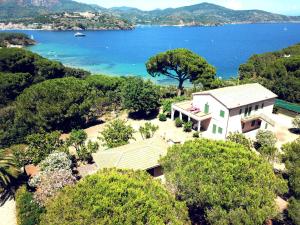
[[193, 94, 229, 139], [227, 98, 276, 136]]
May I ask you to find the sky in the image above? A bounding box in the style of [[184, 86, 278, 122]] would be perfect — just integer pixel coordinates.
[[76, 0, 300, 15]]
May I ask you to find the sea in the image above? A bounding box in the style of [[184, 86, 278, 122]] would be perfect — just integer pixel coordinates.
[[4, 23, 300, 85]]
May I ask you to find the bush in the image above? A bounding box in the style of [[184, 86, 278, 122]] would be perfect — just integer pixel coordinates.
[[288, 198, 300, 225], [139, 122, 159, 139], [12, 131, 68, 166], [293, 115, 300, 130], [227, 132, 252, 150], [29, 169, 76, 206], [40, 169, 190, 225], [16, 186, 45, 225], [158, 113, 167, 122], [99, 119, 135, 148], [193, 132, 200, 138], [39, 152, 72, 173], [160, 139, 287, 225], [255, 130, 277, 149], [183, 121, 193, 132], [161, 96, 188, 115], [66, 130, 99, 163], [175, 118, 183, 127]]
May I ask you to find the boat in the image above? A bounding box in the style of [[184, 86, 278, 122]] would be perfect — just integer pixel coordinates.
[[74, 32, 86, 37]]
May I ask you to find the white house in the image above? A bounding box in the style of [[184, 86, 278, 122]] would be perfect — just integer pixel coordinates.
[[171, 83, 277, 139]]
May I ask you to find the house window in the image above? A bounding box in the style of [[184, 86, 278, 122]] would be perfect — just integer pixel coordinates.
[[244, 108, 248, 117], [242, 123, 245, 129], [248, 107, 252, 116], [213, 124, 217, 134], [251, 120, 256, 127], [204, 103, 210, 114], [239, 109, 243, 115], [258, 120, 262, 126], [255, 105, 259, 111], [218, 127, 223, 134], [220, 110, 225, 118], [262, 103, 264, 109]]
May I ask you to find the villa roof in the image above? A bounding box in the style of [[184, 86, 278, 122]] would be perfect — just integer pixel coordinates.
[[93, 137, 169, 171], [193, 83, 277, 109]]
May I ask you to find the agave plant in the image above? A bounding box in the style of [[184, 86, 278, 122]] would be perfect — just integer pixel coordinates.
[[0, 149, 19, 189]]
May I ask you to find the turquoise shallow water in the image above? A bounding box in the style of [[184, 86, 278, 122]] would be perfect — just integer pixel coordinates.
[[3, 23, 300, 85]]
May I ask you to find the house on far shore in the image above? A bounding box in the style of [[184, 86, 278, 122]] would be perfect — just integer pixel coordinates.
[[92, 137, 168, 178], [171, 83, 277, 140]]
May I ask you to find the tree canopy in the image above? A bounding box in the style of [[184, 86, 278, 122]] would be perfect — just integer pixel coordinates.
[[121, 77, 160, 114], [11, 77, 99, 141], [146, 48, 216, 95], [160, 138, 287, 225], [0, 48, 89, 106], [40, 169, 190, 225], [238, 43, 300, 103]]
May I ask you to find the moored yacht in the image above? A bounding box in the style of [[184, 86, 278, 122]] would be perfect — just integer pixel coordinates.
[[74, 32, 86, 37]]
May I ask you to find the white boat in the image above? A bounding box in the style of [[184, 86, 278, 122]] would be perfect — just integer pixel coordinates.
[[74, 32, 86, 37]]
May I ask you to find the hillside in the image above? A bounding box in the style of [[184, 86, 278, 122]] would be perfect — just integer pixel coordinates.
[[239, 43, 300, 104], [109, 3, 300, 25], [0, 0, 101, 19], [1, 1, 299, 26], [0, 32, 35, 47], [0, 12, 134, 30]]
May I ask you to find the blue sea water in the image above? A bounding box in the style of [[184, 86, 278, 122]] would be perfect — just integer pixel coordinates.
[[5, 23, 300, 84]]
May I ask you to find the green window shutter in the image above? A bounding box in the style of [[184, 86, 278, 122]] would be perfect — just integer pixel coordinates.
[[218, 127, 223, 134], [213, 124, 217, 134], [204, 103, 209, 114], [265, 123, 268, 129], [220, 110, 225, 118]]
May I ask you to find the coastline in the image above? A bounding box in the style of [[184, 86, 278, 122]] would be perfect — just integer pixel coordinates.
[[2, 21, 300, 31]]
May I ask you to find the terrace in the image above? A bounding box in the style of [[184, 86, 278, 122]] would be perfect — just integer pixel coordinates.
[[171, 100, 212, 132]]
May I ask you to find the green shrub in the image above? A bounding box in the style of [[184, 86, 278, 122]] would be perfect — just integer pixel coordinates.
[[139, 122, 159, 139], [158, 113, 167, 122], [193, 132, 200, 138], [255, 130, 277, 149], [99, 119, 135, 148], [16, 186, 45, 225], [293, 115, 300, 130], [66, 129, 99, 163], [288, 198, 300, 225], [175, 118, 183, 128], [227, 132, 252, 150], [24, 131, 68, 165], [40, 169, 190, 225], [183, 121, 193, 132]]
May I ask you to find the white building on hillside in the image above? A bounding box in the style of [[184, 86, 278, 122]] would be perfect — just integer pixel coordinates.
[[171, 83, 277, 139]]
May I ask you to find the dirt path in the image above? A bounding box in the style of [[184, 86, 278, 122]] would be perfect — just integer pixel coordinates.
[[0, 199, 17, 225]]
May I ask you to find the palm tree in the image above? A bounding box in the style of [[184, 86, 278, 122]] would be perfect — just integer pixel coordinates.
[[0, 149, 19, 189]]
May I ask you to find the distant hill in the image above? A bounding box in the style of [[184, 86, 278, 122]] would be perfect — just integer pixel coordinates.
[[1, 1, 299, 25], [0, 0, 101, 19], [109, 3, 300, 25]]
